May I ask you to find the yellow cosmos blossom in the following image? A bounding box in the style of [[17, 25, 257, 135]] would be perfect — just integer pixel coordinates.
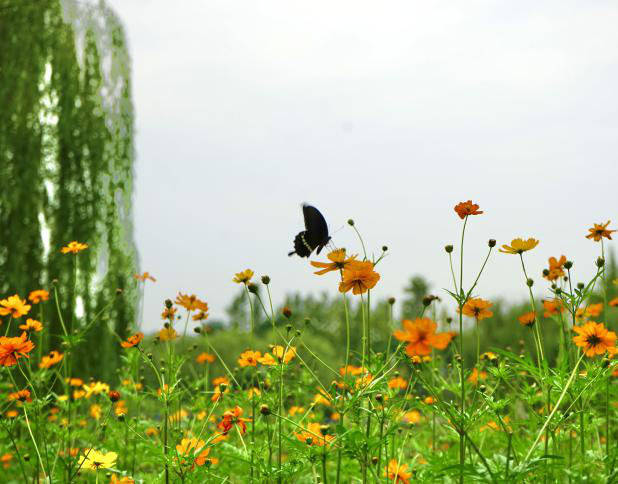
[[586, 221, 615, 241], [0, 295, 31, 318], [78, 449, 117, 471], [233, 269, 254, 284], [61, 241, 89, 254], [499, 238, 539, 254], [310, 248, 358, 275]]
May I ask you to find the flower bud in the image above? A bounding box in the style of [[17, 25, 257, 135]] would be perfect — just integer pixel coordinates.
[[247, 283, 258, 294], [382, 246, 388, 252], [371, 456, 379, 465], [282, 307, 292, 319], [375, 393, 383, 402], [261, 275, 270, 285], [165, 299, 173, 309], [564, 261, 573, 270], [108, 390, 121, 402], [445, 245, 454, 253], [542, 269, 550, 277], [526, 278, 534, 287], [260, 404, 271, 416], [597, 257, 605, 268], [193, 326, 201, 334], [577, 282, 585, 290], [555, 288, 562, 295], [488, 239, 496, 248], [347, 219, 355, 226], [388, 297, 396, 305]]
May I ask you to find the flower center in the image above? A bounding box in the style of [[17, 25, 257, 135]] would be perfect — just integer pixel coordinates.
[[586, 334, 602, 347]]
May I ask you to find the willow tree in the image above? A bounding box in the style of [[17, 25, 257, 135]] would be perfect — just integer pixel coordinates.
[[0, 0, 137, 380]]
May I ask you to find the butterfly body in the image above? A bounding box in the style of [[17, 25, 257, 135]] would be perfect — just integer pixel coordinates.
[[288, 204, 331, 258]]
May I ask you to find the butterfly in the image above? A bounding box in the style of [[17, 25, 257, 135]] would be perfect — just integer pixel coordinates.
[[288, 204, 331, 258]]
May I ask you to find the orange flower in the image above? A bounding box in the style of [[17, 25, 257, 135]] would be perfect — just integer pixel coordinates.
[[0, 295, 31, 318], [499, 238, 539, 254], [310, 249, 358, 275], [217, 406, 250, 435], [196, 352, 215, 364], [192, 310, 209, 321], [385, 459, 412, 483], [238, 350, 261, 367], [573, 322, 616, 357], [39, 350, 64, 369], [212, 376, 229, 386], [468, 367, 487, 385], [610, 297, 618, 308], [461, 298, 493, 320], [586, 221, 616, 241], [454, 200, 483, 219], [120, 332, 143, 348], [387, 376, 408, 390], [134, 272, 156, 282], [518, 312, 536, 327], [542, 299, 564, 317], [1, 453, 12, 469], [424, 396, 436, 405], [8, 389, 31, 403], [338, 261, 380, 295], [233, 269, 254, 284], [394, 318, 455, 356], [19, 318, 43, 332], [157, 327, 177, 341], [28, 290, 49, 304], [161, 307, 177, 320], [339, 365, 367, 376], [401, 410, 421, 425], [0, 332, 35, 367], [544, 256, 567, 281], [294, 422, 334, 446], [60, 241, 89, 254], [175, 293, 208, 312]]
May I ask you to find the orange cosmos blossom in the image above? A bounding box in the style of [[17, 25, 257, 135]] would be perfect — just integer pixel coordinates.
[[134, 272, 156, 282], [39, 350, 64, 369], [0, 295, 31, 318], [338, 261, 380, 295], [573, 322, 616, 357], [468, 367, 488, 385], [310, 248, 358, 275], [542, 298, 564, 317], [19, 318, 43, 332], [28, 289, 49, 304], [393, 318, 455, 356], [175, 293, 208, 312], [8, 389, 31, 403], [454, 200, 483, 219], [233, 269, 254, 284], [259, 345, 296, 365], [544, 255, 567, 281], [384, 459, 413, 483], [575, 303, 604, 322], [461, 298, 493, 320], [196, 352, 215, 364], [0, 332, 35, 367], [387, 376, 408, 390], [60, 241, 88, 254], [518, 312, 536, 327], [120, 332, 143, 348], [217, 406, 250, 435], [610, 297, 618, 307], [238, 350, 261, 367], [586, 221, 615, 241], [294, 422, 334, 446]]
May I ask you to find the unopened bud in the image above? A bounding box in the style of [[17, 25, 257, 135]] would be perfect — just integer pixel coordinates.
[[445, 245, 453, 254], [526, 278, 534, 287], [488, 239, 496, 248], [261, 275, 270, 285], [564, 261, 573, 270]]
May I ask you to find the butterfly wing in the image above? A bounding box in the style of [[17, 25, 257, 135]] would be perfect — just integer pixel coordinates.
[[303, 204, 330, 254]]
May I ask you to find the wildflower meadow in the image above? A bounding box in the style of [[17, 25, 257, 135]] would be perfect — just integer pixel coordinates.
[[1, 202, 617, 483]]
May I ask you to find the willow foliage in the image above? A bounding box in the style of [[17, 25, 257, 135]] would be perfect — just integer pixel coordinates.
[[0, 0, 137, 380]]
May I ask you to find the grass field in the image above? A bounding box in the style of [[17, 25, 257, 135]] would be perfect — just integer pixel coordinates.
[[1, 202, 617, 483]]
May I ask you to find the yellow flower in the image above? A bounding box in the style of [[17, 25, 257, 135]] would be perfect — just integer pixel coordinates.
[[158, 327, 177, 342], [0, 295, 31, 318], [233, 269, 254, 284], [83, 381, 110, 398], [175, 293, 208, 312], [61, 241, 89, 254], [573, 322, 616, 357], [89, 404, 102, 420], [310, 249, 358, 275], [499, 238, 539, 254], [39, 350, 64, 369], [134, 272, 156, 282], [77, 449, 117, 471], [238, 350, 262, 367], [19, 318, 43, 332]]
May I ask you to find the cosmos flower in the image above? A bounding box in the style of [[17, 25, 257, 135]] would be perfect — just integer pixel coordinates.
[[0, 295, 31, 318], [77, 449, 117, 471], [544, 256, 567, 281], [238, 350, 262, 367], [518, 312, 536, 327], [393, 318, 455, 356], [384, 459, 412, 484], [585, 221, 615, 242], [573, 322, 616, 357], [196, 352, 215, 364], [175, 293, 208, 312], [61, 241, 89, 254], [294, 422, 334, 446], [454, 200, 483, 219], [28, 289, 49, 304], [134, 272, 156, 282], [542, 299, 564, 318], [461, 298, 493, 321], [310, 248, 358, 275], [217, 406, 250, 435], [0, 332, 35, 367], [19, 318, 43, 332], [158, 327, 177, 342], [338, 261, 380, 295], [499, 238, 539, 254], [39, 350, 64, 369], [233, 269, 254, 284], [120, 332, 143, 348]]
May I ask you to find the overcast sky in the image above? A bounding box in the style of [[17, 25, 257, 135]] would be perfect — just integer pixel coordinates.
[[105, 0, 617, 332]]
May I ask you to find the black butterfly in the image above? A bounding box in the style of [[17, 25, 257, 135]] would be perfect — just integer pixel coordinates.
[[288, 204, 331, 258]]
